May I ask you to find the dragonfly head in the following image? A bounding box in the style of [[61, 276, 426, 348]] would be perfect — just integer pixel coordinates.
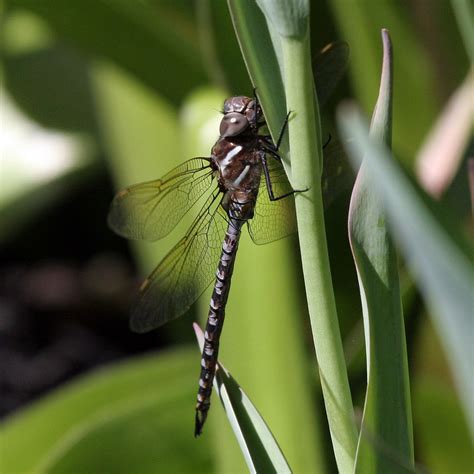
[[220, 96, 262, 138]]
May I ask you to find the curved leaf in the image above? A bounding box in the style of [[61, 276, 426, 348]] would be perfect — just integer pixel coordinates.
[[256, 0, 309, 39], [338, 104, 474, 438], [193, 324, 291, 474], [0, 349, 212, 473], [349, 30, 414, 473]]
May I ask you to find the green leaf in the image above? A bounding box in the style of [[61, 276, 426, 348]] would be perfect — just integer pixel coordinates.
[[348, 30, 414, 473], [338, 104, 474, 438], [3, 45, 98, 132], [451, 0, 474, 60], [256, 0, 309, 38], [282, 36, 359, 474], [413, 376, 472, 473], [194, 324, 291, 474], [5, 0, 207, 105], [196, 0, 250, 93], [0, 349, 212, 473]]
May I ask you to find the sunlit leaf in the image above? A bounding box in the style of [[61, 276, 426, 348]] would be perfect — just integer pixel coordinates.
[[0, 350, 212, 473]]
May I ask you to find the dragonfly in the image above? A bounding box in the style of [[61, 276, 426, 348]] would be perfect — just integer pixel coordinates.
[[108, 42, 349, 436]]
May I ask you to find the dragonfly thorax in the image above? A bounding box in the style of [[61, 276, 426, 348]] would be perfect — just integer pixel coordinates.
[[211, 140, 262, 198]]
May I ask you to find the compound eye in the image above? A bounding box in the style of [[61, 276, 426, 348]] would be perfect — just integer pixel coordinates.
[[219, 113, 249, 137]]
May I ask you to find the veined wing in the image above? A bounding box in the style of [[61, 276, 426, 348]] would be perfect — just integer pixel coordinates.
[[314, 41, 349, 108], [249, 143, 353, 245], [322, 139, 354, 208], [130, 190, 228, 333], [108, 157, 214, 242], [248, 155, 296, 245]]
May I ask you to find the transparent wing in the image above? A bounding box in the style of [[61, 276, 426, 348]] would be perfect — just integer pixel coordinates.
[[322, 139, 355, 208], [130, 191, 228, 333], [247, 156, 297, 245], [249, 142, 353, 245], [108, 157, 214, 242], [314, 41, 350, 108]]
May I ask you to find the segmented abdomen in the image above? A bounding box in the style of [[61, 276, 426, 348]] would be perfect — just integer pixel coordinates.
[[194, 217, 244, 436]]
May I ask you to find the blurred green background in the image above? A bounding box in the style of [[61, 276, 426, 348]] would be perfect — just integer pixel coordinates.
[[0, 1, 471, 472]]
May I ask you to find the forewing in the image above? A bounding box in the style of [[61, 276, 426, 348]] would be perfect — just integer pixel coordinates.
[[314, 41, 349, 108], [248, 156, 297, 245], [130, 191, 228, 333], [108, 158, 214, 241]]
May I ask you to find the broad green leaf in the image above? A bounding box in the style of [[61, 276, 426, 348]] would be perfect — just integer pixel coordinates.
[[338, 105, 474, 438], [0, 349, 212, 473], [349, 30, 414, 473], [194, 324, 291, 474], [5, 0, 207, 105], [3, 45, 98, 132]]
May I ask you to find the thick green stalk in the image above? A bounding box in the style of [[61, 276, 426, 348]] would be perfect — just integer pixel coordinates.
[[281, 35, 358, 471]]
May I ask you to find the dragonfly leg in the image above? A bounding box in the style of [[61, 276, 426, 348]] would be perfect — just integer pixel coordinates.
[[253, 85, 291, 151], [261, 154, 308, 201], [257, 111, 292, 153], [274, 111, 291, 150]]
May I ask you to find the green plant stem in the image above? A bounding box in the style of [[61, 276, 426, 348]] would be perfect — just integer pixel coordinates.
[[281, 35, 358, 472]]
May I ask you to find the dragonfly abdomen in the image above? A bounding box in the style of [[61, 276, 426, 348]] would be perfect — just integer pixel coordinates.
[[195, 217, 245, 436]]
